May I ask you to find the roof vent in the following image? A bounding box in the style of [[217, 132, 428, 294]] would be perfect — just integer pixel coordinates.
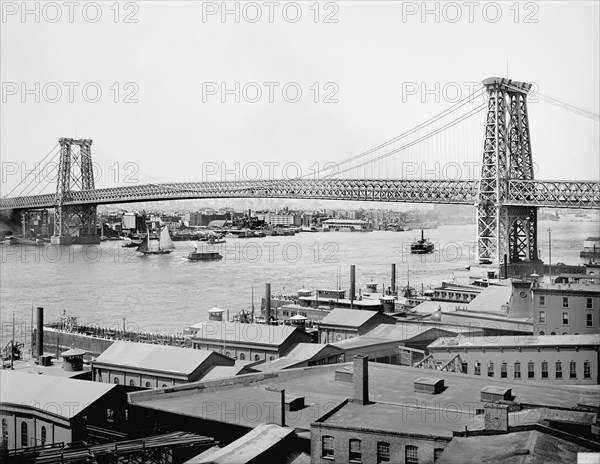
[[414, 377, 445, 395], [481, 386, 512, 402]]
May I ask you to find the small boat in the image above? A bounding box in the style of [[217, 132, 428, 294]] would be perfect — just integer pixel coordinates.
[[207, 237, 226, 244], [136, 226, 175, 255], [410, 230, 434, 254]]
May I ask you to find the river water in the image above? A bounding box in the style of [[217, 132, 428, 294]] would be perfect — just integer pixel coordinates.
[[1, 217, 598, 346]]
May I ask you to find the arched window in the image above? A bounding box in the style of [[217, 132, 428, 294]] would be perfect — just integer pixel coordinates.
[[113, 377, 120, 384], [225, 351, 231, 357], [405, 445, 418, 464], [254, 354, 260, 361], [129, 379, 135, 386], [2, 419, 8, 446], [162, 384, 167, 388], [269, 356, 275, 361], [41, 426, 47, 445], [349, 439, 362, 462], [20, 421, 28, 448], [145, 381, 152, 388], [239, 353, 245, 360]]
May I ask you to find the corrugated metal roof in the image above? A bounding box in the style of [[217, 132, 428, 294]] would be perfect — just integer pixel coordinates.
[[190, 322, 306, 346], [93, 341, 228, 375], [1, 370, 115, 419]]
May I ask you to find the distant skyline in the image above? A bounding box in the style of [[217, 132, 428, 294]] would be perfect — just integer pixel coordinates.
[[2, 1, 598, 203]]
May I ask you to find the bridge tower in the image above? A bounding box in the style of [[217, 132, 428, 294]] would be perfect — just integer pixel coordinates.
[[477, 77, 540, 271], [50, 138, 99, 245]]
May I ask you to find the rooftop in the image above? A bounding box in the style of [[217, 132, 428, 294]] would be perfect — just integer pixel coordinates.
[[318, 401, 484, 437], [428, 334, 600, 349], [1, 370, 115, 419], [319, 308, 395, 327], [128, 362, 599, 433], [254, 344, 343, 372], [532, 283, 600, 293], [467, 284, 513, 313], [189, 321, 309, 347], [187, 423, 295, 463], [436, 430, 596, 463], [93, 341, 232, 376]]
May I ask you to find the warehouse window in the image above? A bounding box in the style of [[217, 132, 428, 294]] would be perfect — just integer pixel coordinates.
[[377, 442, 390, 463], [322, 436, 334, 458], [405, 445, 418, 464], [349, 439, 362, 462]]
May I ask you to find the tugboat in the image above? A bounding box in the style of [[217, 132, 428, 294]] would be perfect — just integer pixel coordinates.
[[410, 230, 434, 254], [136, 226, 175, 255]]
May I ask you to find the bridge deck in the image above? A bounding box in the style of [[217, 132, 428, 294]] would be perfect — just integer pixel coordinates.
[[1, 179, 598, 210]]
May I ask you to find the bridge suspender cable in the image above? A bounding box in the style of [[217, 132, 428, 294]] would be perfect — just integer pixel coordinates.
[[332, 101, 488, 177], [303, 86, 486, 180], [3, 143, 60, 198]]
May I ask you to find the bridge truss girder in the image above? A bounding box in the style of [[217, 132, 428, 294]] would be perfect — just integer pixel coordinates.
[[0, 178, 598, 212]]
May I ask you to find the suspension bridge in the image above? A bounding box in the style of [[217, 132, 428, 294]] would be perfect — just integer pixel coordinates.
[[1, 77, 599, 270]]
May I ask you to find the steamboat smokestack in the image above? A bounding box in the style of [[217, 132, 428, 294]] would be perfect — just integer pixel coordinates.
[[350, 264, 356, 306], [265, 283, 271, 323], [36, 307, 44, 360], [391, 263, 396, 294]]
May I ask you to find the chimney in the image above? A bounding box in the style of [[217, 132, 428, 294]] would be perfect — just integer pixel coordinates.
[[265, 283, 271, 323], [352, 355, 369, 405], [350, 265, 356, 305], [484, 403, 509, 432], [36, 307, 44, 361], [265, 387, 285, 427], [391, 263, 396, 293]]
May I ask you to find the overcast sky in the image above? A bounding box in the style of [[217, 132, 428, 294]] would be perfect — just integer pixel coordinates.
[[1, 1, 598, 202]]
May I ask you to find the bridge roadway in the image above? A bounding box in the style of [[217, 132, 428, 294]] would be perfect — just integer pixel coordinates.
[[0, 178, 598, 210]]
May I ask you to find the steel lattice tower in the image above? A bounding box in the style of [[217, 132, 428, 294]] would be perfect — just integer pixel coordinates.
[[477, 77, 538, 265], [51, 138, 98, 245]]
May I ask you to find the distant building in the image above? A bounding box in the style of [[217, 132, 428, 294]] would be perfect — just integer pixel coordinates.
[[91, 341, 237, 388], [1, 371, 127, 450], [121, 212, 146, 232], [424, 334, 600, 385], [189, 321, 312, 362], [531, 282, 599, 335]]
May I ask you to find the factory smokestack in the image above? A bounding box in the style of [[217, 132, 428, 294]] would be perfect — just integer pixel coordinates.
[[36, 307, 44, 360]]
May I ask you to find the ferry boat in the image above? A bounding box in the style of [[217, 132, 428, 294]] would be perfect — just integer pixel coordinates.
[[186, 247, 223, 261], [410, 230, 434, 254]]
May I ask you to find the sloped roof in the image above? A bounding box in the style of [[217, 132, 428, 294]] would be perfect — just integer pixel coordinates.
[[365, 322, 476, 341], [93, 341, 231, 376], [187, 423, 295, 463], [436, 430, 594, 463], [254, 344, 343, 372], [1, 370, 115, 419], [200, 365, 256, 381], [190, 322, 308, 346], [319, 308, 394, 327]]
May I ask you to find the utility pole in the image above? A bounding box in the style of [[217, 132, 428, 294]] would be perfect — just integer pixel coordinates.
[[547, 228, 552, 284]]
